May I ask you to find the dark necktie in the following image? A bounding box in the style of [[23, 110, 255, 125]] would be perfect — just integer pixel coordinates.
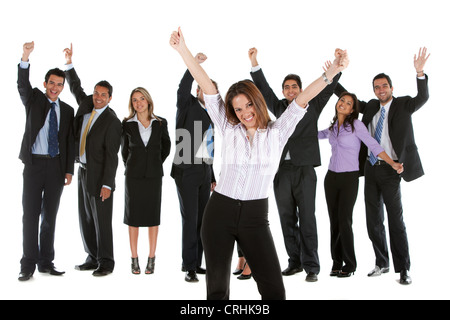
[[48, 102, 59, 157]]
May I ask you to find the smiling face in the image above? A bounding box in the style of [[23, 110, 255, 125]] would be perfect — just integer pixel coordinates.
[[336, 95, 354, 116], [282, 79, 301, 103], [93, 85, 112, 109], [44, 75, 64, 102], [232, 94, 258, 130], [373, 78, 394, 105], [131, 91, 149, 115]]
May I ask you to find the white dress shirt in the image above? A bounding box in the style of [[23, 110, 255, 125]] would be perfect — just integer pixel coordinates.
[[204, 93, 307, 200]]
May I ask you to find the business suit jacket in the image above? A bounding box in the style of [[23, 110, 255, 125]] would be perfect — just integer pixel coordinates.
[[170, 69, 215, 181], [251, 68, 341, 167], [121, 117, 171, 179], [65, 67, 121, 195], [335, 75, 429, 182], [18, 64, 75, 177]]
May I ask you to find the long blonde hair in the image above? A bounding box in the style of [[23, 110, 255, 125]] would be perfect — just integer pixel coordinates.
[[124, 87, 160, 122]]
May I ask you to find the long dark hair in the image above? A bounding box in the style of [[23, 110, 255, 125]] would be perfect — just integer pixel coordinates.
[[329, 92, 359, 132]]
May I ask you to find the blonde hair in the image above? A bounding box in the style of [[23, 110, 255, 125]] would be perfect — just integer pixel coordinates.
[[124, 87, 160, 122]]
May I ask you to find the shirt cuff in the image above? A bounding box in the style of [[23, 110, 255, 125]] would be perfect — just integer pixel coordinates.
[[251, 65, 261, 72], [20, 60, 29, 69]]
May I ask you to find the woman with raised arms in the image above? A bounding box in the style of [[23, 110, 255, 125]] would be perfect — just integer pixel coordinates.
[[169, 27, 348, 300]]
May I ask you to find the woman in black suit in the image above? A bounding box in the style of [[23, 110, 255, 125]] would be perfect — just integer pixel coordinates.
[[121, 87, 171, 274]]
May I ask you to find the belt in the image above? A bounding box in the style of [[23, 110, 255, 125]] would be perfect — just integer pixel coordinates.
[[367, 158, 398, 166], [32, 154, 59, 159]]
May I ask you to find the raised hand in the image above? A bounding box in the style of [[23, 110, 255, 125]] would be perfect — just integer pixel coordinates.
[[414, 47, 430, 75], [63, 43, 73, 65], [22, 41, 34, 61], [195, 53, 207, 64], [170, 27, 187, 53], [248, 47, 258, 67]]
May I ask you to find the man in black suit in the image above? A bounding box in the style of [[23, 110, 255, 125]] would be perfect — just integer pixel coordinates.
[[63, 44, 122, 276], [17, 41, 75, 281], [248, 48, 340, 282], [171, 53, 216, 282], [335, 47, 430, 285]]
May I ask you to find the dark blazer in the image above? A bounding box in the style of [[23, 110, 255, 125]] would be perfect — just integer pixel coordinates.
[[170, 69, 215, 181], [65, 67, 122, 194], [18, 64, 75, 177], [121, 117, 171, 178], [335, 75, 429, 182], [251, 68, 341, 167]]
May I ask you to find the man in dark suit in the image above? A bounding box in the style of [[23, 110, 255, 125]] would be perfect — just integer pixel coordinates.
[[17, 41, 75, 281], [63, 44, 122, 276], [335, 47, 430, 285], [248, 48, 340, 282], [171, 53, 216, 282]]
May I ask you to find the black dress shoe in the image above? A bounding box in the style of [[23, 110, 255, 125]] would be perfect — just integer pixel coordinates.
[[305, 272, 318, 282], [185, 270, 199, 282], [92, 267, 113, 277], [38, 266, 65, 276], [75, 262, 98, 271], [282, 266, 303, 276], [181, 266, 206, 274], [330, 270, 341, 277], [400, 270, 412, 285], [337, 271, 354, 278], [18, 271, 34, 281]]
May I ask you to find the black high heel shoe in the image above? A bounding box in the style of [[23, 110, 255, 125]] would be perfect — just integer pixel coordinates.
[[131, 257, 140, 275], [237, 263, 252, 280], [145, 257, 155, 274]]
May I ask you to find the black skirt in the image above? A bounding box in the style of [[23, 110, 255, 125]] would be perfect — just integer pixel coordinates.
[[124, 176, 162, 227]]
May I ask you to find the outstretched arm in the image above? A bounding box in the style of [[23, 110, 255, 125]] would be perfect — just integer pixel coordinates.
[[295, 49, 349, 108], [170, 28, 217, 95]]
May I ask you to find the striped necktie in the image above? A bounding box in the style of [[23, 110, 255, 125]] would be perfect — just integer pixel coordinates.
[[80, 110, 96, 156], [206, 124, 214, 158], [369, 106, 386, 165], [48, 102, 59, 157]]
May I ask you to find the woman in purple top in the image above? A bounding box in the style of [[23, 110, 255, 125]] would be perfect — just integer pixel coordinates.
[[318, 92, 403, 277]]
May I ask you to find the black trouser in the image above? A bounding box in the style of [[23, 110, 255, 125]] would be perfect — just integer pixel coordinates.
[[364, 160, 410, 272], [324, 170, 359, 273], [273, 162, 319, 274], [174, 163, 211, 271], [201, 192, 285, 300], [78, 166, 114, 271], [21, 156, 64, 272]]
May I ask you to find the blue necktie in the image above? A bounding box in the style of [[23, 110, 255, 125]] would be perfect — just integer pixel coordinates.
[[369, 106, 385, 165], [48, 102, 59, 157], [206, 124, 214, 158]]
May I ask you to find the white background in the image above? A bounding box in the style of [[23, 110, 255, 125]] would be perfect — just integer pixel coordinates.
[[0, 0, 448, 300]]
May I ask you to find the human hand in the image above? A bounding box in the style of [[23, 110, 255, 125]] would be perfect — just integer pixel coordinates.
[[195, 53, 207, 64], [335, 48, 349, 72], [170, 27, 187, 53], [64, 174, 73, 186], [322, 60, 332, 72], [63, 43, 73, 65], [22, 41, 34, 61], [100, 187, 111, 201], [248, 47, 258, 67], [392, 162, 404, 174], [414, 47, 430, 75]]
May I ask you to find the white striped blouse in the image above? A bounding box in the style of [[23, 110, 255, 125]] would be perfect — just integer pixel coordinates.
[[204, 93, 307, 201]]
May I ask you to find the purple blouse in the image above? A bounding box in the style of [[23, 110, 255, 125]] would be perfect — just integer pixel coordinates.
[[318, 119, 384, 173]]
